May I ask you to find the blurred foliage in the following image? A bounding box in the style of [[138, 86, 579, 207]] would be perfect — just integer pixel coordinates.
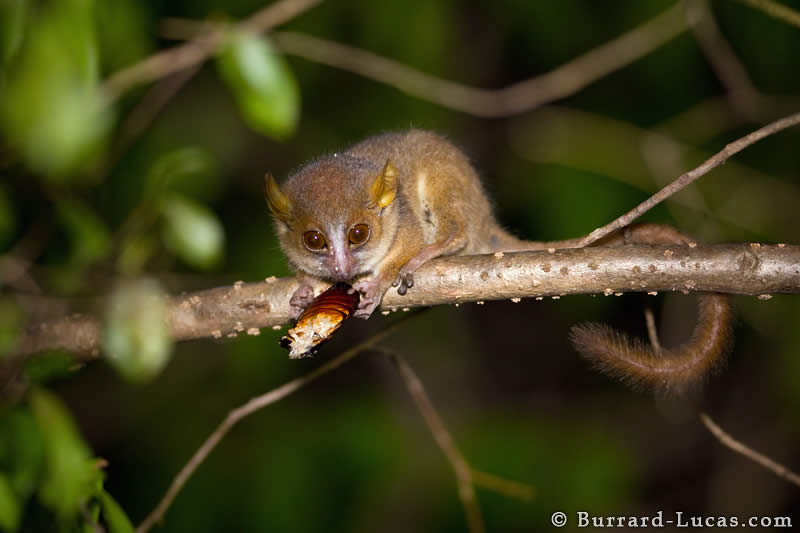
[[29, 387, 98, 520], [51, 196, 111, 291], [104, 278, 172, 383], [0, 298, 22, 358], [160, 194, 224, 270], [1, 0, 111, 179], [0, 186, 16, 249], [0, 388, 133, 531], [0, 0, 799, 531], [217, 30, 300, 140]]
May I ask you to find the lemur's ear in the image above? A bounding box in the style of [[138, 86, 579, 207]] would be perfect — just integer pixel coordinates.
[[367, 159, 398, 210]]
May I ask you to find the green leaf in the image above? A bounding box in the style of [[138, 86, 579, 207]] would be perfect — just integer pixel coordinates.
[[0, 0, 112, 179], [94, 0, 150, 73], [0, 298, 23, 359], [160, 194, 224, 270], [104, 278, 173, 383], [29, 388, 98, 520], [217, 31, 300, 140], [97, 489, 134, 533], [49, 196, 110, 292], [145, 147, 215, 200], [0, 473, 20, 532], [0, 0, 27, 68], [0, 410, 44, 500], [22, 350, 77, 384], [55, 196, 111, 268]]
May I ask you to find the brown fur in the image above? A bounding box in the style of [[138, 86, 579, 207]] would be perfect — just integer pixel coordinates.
[[570, 295, 732, 395], [266, 130, 733, 392], [267, 130, 501, 316], [570, 223, 733, 394]]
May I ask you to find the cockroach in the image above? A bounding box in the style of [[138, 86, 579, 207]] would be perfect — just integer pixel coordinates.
[[280, 283, 360, 358]]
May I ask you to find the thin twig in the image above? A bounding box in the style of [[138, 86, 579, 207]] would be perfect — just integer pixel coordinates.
[[0, 255, 39, 293], [387, 353, 485, 533], [102, 0, 322, 101], [737, 0, 800, 28], [644, 307, 662, 354], [159, 4, 686, 118], [109, 64, 202, 166], [270, 2, 686, 117], [135, 314, 415, 533], [0, 223, 47, 293], [469, 469, 535, 501], [639, 128, 719, 235], [685, 0, 762, 119], [159, 18, 217, 41], [577, 111, 800, 247], [655, 93, 800, 146], [700, 412, 800, 488], [512, 104, 800, 219], [81, 504, 106, 533]]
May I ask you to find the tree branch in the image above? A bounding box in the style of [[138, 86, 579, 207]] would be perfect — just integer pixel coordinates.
[[700, 412, 800, 488], [135, 315, 533, 533], [577, 111, 800, 246], [269, 0, 687, 118], [736, 0, 800, 29], [17, 243, 800, 360], [135, 314, 415, 533], [101, 0, 323, 101], [387, 353, 486, 533], [160, 3, 688, 118], [686, 0, 762, 120]]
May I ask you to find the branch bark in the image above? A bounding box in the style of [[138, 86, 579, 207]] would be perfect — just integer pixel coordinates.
[[17, 243, 800, 361]]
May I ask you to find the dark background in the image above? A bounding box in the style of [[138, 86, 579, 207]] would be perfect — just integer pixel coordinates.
[[2, 0, 800, 531]]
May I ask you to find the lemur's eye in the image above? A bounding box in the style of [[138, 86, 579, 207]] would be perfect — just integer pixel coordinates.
[[348, 224, 370, 246], [303, 231, 327, 251]]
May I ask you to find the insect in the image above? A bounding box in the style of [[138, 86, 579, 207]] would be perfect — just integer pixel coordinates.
[[280, 283, 360, 359], [267, 130, 732, 393]]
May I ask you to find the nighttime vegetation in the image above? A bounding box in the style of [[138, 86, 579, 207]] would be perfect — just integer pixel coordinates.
[[1, 0, 799, 531]]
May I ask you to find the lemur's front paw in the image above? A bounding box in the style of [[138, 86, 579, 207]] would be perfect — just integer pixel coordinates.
[[351, 278, 383, 319], [392, 268, 415, 296], [289, 284, 315, 320]]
